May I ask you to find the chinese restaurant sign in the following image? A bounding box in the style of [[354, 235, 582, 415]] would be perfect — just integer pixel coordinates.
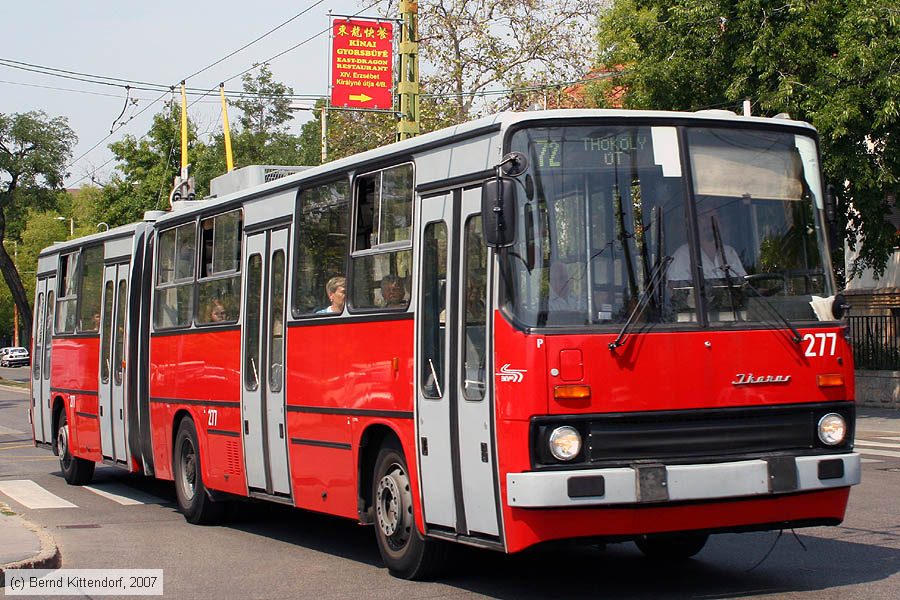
[[331, 19, 394, 109]]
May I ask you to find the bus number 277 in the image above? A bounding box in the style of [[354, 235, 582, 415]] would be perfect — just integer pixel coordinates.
[[803, 333, 837, 357]]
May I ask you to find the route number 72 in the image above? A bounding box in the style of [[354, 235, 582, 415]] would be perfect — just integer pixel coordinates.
[[803, 333, 837, 357]]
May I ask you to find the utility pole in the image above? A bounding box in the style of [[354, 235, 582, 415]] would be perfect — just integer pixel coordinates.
[[56, 216, 74, 237], [396, 0, 420, 141], [320, 104, 328, 163]]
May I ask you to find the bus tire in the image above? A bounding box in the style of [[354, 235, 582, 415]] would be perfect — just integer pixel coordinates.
[[372, 443, 447, 580], [173, 418, 224, 525], [57, 412, 94, 485], [635, 532, 708, 560]]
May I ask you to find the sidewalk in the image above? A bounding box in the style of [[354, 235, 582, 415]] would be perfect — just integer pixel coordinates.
[[0, 506, 60, 588]]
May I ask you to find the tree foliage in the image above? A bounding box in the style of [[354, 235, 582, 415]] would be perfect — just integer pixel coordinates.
[[377, 0, 605, 123], [595, 0, 900, 276], [0, 111, 76, 344]]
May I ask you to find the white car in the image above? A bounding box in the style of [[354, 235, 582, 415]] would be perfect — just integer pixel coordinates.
[[0, 347, 30, 367]]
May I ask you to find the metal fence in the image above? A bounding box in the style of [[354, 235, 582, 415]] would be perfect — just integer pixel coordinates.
[[848, 315, 900, 370]]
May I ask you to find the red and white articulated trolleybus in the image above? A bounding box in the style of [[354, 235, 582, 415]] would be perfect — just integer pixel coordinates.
[[32, 109, 860, 578]]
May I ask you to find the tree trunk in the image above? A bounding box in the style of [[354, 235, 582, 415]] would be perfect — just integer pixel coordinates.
[[0, 210, 32, 349]]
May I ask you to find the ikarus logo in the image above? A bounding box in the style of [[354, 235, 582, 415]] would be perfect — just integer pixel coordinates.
[[496, 363, 527, 383]]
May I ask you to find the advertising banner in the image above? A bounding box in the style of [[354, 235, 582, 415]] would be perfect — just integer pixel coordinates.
[[330, 19, 394, 109]]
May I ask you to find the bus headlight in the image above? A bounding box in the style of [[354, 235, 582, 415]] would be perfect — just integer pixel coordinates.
[[548, 426, 582, 461], [818, 413, 847, 446]]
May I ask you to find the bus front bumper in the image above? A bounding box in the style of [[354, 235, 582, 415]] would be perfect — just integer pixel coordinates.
[[507, 453, 860, 508]]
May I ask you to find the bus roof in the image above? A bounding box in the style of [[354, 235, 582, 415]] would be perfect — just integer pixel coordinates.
[[52, 108, 819, 238]]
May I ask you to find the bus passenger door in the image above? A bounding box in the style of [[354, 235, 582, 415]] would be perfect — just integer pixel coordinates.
[[111, 266, 129, 463], [99, 263, 130, 463], [241, 229, 291, 497], [416, 188, 500, 539], [32, 276, 55, 444], [416, 193, 456, 530], [454, 189, 499, 537]]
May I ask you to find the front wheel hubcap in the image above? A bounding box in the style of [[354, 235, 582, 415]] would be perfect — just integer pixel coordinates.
[[179, 439, 197, 501], [57, 425, 70, 469], [376, 463, 413, 550]]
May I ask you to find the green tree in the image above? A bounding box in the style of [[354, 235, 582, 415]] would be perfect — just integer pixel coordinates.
[[595, 0, 900, 276], [228, 64, 307, 167], [0, 111, 76, 345], [99, 102, 200, 226]]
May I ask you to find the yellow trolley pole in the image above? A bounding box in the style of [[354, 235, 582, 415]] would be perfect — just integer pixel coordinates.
[[220, 84, 235, 172], [180, 82, 189, 177], [169, 81, 196, 205]]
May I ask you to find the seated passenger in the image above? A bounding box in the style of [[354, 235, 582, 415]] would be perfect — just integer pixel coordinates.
[[381, 275, 407, 308], [316, 276, 346, 314], [205, 299, 228, 322]]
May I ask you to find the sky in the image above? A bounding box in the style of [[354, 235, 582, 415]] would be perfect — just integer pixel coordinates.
[[1, 1, 368, 187]]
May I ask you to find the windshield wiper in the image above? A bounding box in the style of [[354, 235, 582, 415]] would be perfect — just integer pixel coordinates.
[[609, 255, 673, 350], [711, 216, 740, 321], [742, 281, 802, 344]]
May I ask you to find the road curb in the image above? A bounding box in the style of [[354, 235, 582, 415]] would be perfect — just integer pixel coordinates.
[[0, 517, 62, 588]]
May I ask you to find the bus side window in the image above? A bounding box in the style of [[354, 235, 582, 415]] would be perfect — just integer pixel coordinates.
[[294, 179, 350, 316], [77, 245, 103, 333], [197, 210, 242, 325], [56, 252, 78, 334], [154, 223, 196, 329], [350, 164, 413, 311]]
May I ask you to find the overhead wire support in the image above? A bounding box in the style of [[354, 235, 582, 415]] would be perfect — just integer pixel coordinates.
[[110, 85, 131, 133], [396, 0, 420, 141]]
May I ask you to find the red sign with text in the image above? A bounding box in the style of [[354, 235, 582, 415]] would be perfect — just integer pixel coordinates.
[[330, 19, 394, 109]]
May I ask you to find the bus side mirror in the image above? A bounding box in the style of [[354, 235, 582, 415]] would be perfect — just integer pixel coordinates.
[[481, 177, 517, 247]]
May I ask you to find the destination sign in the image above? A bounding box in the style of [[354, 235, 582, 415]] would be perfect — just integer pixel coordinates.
[[527, 132, 653, 170]]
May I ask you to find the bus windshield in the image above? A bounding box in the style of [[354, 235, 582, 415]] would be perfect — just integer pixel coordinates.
[[501, 123, 835, 329]]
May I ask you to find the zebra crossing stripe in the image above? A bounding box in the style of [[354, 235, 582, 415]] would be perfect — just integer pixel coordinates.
[[0, 480, 77, 509], [855, 448, 900, 459], [83, 483, 163, 506], [855, 440, 900, 449]]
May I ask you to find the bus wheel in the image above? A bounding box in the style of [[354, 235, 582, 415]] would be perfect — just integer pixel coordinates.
[[173, 419, 224, 525], [635, 532, 708, 560], [57, 413, 94, 485], [372, 443, 447, 580]]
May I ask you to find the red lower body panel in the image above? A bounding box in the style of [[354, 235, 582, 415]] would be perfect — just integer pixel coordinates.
[[503, 487, 850, 553]]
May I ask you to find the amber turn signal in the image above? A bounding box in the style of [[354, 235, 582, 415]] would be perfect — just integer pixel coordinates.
[[554, 385, 591, 400], [817, 374, 844, 388]]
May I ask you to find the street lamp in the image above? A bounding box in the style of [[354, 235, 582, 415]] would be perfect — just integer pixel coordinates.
[[56, 216, 74, 237]]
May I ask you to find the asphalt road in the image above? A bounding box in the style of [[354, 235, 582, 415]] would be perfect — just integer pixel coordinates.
[[0, 365, 30, 383], [2, 384, 899, 599]]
